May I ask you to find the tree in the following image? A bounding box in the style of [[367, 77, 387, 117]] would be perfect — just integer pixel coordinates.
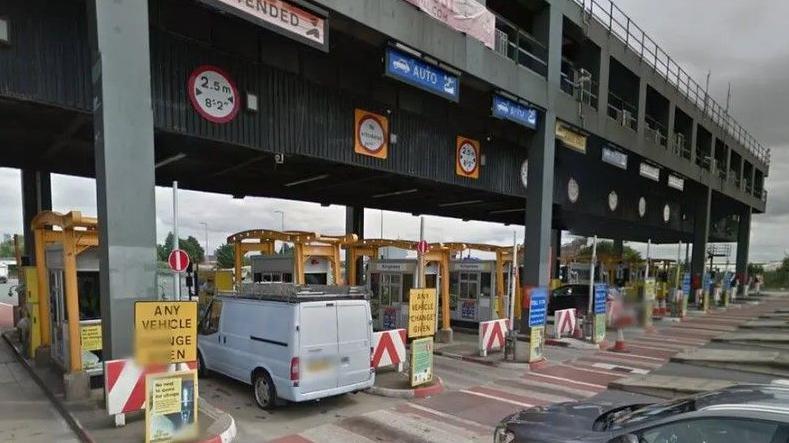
[[157, 232, 205, 263], [0, 235, 20, 258], [578, 240, 642, 263], [215, 243, 235, 269], [748, 263, 764, 275], [278, 243, 293, 256]]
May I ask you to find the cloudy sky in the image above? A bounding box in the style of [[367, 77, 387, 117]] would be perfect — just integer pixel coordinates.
[[0, 0, 786, 263]]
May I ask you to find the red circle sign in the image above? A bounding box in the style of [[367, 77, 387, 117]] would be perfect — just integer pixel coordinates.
[[168, 249, 190, 273], [187, 65, 240, 124], [416, 240, 430, 255]]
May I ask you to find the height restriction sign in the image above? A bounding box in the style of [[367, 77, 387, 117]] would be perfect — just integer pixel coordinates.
[[188, 65, 240, 124]]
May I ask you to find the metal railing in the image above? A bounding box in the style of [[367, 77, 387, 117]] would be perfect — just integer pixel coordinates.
[[574, 0, 770, 167], [644, 115, 668, 147], [607, 91, 637, 131], [494, 16, 549, 76]]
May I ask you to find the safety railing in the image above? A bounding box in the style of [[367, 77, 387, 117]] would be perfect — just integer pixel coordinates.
[[644, 115, 668, 147], [671, 132, 692, 160], [494, 15, 549, 77], [560, 66, 600, 109], [607, 91, 637, 131], [573, 0, 770, 167]]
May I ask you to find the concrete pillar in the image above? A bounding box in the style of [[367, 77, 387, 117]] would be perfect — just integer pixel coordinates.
[[522, 2, 561, 330], [636, 79, 648, 139], [690, 122, 698, 165], [552, 229, 561, 280], [613, 239, 624, 259], [736, 208, 751, 295], [667, 104, 676, 149], [344, 206, 364, 285], [597, 51, 611, 128], [691, 186, 712, 291], [88, 0, 157, 360], [21, 170, 52, 262]]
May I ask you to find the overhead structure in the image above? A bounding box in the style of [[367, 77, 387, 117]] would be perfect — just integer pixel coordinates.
[[345, 239, 452, 335], [31, 211, 98, 374], [227, 229, 356, 287]]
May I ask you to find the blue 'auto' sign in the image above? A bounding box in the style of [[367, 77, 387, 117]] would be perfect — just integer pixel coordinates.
[[594, 283, 607, 315], [385, 47, 460, 102], [492, 94, 539, 129], [682, 272, 691, 294], [528, 287, 548, 327]]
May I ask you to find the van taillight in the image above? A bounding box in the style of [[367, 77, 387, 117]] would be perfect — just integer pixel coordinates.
[[290, 357, 300, 382]]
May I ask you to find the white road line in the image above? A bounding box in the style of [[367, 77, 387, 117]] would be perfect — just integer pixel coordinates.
[[591, 362, 649, 375], [459, 389, 533, 408], [599, 350, 665, 362], [525, 372, 607, 390], [558, 363, 625, 377], [405, 403, 490, 430]]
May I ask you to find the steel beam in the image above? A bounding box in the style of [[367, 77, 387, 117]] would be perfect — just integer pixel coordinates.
[[691, 186, 712, 291], [87, 0, 157, 360], [344, 206, 364, 285], [736, 208, 751, 294], [20, 170, 51, 262]]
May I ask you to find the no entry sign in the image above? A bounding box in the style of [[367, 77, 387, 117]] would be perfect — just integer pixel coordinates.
[[416, 240, 429, 255], [168, 249, 190, 273], [187, 65, 240, 124]]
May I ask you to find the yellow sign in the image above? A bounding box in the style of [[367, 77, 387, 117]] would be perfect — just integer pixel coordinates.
[[528, 326, 544, 363], [643, 278, 656, 301], [555, 121, 587, 153], [135, 301, 197, 365], [456, 136, 481, 179], [145, 370, 198, 443], [80, 323, 102, 352], [408, 288, 437, 338], [354, 109, 389, 159]]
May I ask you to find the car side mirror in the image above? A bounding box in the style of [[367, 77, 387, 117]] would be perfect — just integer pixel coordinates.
[[609, 434, 639, 443]]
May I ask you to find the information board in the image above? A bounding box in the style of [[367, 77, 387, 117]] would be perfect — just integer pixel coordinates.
[[408, 288, 436, 338], [80, 323, 102, 352], [385, 47, 460, 102], [594, 314, 606, 344], [594, 283, 608, 315], [410, 337, 434, 387], [682, 272, 691, 295], [528, 287, 548, 327], [644, 278, 656, 301], [528, 326, 544, 363], [145, 370, 198, 443], [135, 301, 197, 365]]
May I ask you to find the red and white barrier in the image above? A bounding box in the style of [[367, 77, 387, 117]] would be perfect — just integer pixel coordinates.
[[554, 308, 577, 339], [371, 329, 407, 372], [479, 319, 508, 357], [105, 359, 196, 422]]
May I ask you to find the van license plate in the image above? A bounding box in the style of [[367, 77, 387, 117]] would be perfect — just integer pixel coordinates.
[[306, 359, 332, 372]]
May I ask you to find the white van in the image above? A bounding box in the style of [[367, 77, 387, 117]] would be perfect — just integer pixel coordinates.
[[197, 284, 375, 409]]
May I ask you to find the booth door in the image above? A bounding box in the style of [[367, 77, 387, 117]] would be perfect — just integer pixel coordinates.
[[456, 272, 480, 322], [478, 272, 494, 321], [371, 272, 405, 330], [48, 271, 66, 368]]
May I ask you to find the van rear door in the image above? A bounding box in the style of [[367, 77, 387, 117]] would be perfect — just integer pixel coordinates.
[[336, 300, 373, 387], [298, 302, 339, 394]]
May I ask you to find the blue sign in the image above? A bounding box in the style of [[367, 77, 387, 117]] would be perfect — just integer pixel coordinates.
[[492, 94, 539, 129], [385, 47, 460, 102], [682, 272, 691, 295], [528, 287, 548, 327], [594, 283, 608, 315], [703, 273, 712, 292]]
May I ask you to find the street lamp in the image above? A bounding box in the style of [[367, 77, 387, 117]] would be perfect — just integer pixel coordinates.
[[274, 210, 285, 231], [199, 222, 208, 262]]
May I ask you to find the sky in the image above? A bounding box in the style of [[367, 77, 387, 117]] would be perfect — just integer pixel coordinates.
[[0, 0, 786, 264]]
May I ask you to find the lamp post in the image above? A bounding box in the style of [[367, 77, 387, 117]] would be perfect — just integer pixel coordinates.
[[274, 210, 285, 231], [200, 222, 208, 262]]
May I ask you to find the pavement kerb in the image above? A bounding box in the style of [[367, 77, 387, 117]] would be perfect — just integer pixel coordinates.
[[3, 331, 237, 443], [198, 397, 238, 443], [367, 376, 445, 399], [433, 349, 498, 367], [2, 331, 95, 443]]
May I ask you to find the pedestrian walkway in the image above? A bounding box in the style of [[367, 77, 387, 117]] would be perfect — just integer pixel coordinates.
[[0, 336, 78, 443]]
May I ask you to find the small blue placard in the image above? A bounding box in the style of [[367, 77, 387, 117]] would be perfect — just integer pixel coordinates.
[[528, 287, 548, 327], [703, 273, 712, 291], [594, 283, 608, 315], [682, 272, 691, 294], [492, 94, 539, 129], [385, 47, 460, 102]]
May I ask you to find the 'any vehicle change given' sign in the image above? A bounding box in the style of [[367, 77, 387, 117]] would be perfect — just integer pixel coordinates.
[[408, 288, 437, 338], [135, 301, 197, 365]]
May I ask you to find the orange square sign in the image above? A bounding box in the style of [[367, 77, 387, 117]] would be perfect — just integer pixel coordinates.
[[354, 109, 389, 159], [456, 136, 480, 179]]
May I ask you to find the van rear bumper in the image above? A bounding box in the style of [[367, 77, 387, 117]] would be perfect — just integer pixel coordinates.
[[283, 376, 376, 402]]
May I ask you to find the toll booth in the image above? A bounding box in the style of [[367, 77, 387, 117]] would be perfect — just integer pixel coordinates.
[[366, 258, 440, 330], [448, 259, 498, 325], [31, 211, 100, 376], [250, 254, 335, 285], [45, 244, 102, 375]]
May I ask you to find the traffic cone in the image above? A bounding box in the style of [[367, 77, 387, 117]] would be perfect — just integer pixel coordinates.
[[609, 325, 629, 353], [659, 298, 667, 316], [573, 315, 584, 339]]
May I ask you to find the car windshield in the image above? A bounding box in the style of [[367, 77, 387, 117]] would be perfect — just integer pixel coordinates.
[[608, 398, 696, 429]]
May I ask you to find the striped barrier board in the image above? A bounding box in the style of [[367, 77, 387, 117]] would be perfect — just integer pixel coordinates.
[[554, 308, 577, 339], [105, 359, 196, 418], [371, 329, 407, 372], [479, 319, 508, 357]]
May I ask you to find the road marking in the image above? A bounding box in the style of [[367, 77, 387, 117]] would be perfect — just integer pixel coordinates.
[[459, 389, 534, 408], [557, 363, 628, 377], [590, 362, 649, 375], [524, 372, 607, 390], [599, 350, 665, 362], [404, 403, 491, 432]]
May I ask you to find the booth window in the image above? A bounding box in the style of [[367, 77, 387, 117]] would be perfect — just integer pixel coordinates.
[[380, 273, 401, 305], [305, 272, 327, 285], [283, 273, 293, 283], [459, 273, 479, 299], [402, 273, 414, 303], [480, 273, 492, 297], [77, 271, 101, 320], [253, 272, 262, 283], [200, 300, 223, 335]]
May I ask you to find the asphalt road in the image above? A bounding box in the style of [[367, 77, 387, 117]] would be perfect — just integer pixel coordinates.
[[195, 293, 789, 442]]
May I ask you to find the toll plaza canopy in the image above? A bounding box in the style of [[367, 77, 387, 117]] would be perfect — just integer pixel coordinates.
[[0, 0, 768, 358]]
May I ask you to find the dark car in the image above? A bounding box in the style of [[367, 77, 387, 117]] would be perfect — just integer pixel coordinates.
[[494, 384, 789, 443], [548, 284, 591, 316]]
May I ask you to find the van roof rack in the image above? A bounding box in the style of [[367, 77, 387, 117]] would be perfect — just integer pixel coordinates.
[[216, 283, 370, 303]]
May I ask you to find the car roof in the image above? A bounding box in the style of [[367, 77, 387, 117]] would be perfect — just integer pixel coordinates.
[[696, 385, 789, 410]]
